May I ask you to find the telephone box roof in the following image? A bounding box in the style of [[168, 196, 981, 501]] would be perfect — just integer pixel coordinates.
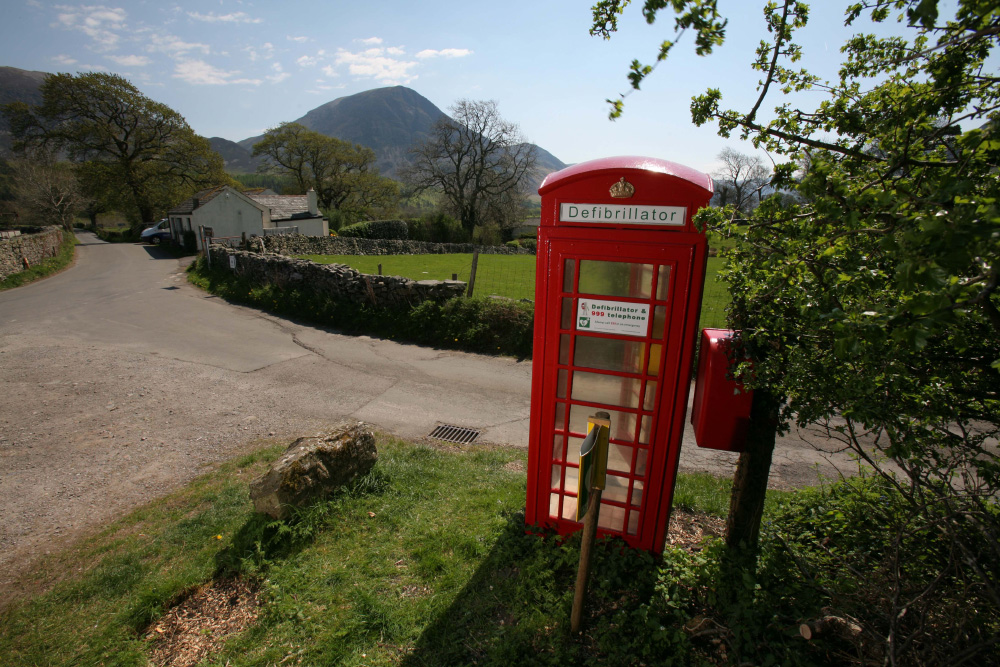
[[539, 156, 713, 196]]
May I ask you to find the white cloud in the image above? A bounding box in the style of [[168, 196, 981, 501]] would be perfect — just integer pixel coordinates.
[[55, 4, 128, 51], [287, 35, 308, 43], [321, 65, 339, 78], [108, 54, 150, 67], [52, 54, 78, 65], [296, 50, 326, 67], [187, 11, 262, 24], [148, 33, 211, 57], [358, 37, 382, 45], [267, 62, 289, 84], [173, 59, 261, 86], [334, 47, 418, 85], [245, 42, 275, 62], [416, 48, 473, 59]]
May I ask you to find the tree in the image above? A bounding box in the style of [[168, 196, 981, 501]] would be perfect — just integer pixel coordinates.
[[9, 152, 84, 230], [710, 147, 770, 212], [2, 72, 229, 231], [252, 122, 398, 220], [403, 99, 537, 235], [594, 1, 999, 661]]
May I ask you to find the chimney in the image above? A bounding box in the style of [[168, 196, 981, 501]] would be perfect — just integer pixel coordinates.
[[306, 189, 318, 215]]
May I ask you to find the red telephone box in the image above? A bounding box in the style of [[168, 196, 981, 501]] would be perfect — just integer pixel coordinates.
[[526, 156, 714, 553]]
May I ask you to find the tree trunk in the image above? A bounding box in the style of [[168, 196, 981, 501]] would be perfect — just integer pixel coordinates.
[[725, 389, 781, 556]]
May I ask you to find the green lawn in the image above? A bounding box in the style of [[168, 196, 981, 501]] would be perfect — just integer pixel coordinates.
[[0, 435, 763, 667], [300, 253, 731, 330]]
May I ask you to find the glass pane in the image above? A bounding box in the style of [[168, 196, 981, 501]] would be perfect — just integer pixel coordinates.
[[567, 405, 638, 442], [559, 334, 571, 365], [550, 465, 562, 490], [639, 416, 652, 445], [561, 298, 574, 329], [549, 493, 560, 519], [573, 336, 645, 374], [554, 403, 567, 431], [578, 260, 654, 299], [635, 449, 648, 476], [644, 381, 657, 410], [656, 266, 672, 300], [565, 466, 579, 494], [563, 259, 576, 293], [647, 344, 662, 377], [607, 444, 634, 473], [566, 436, 584, 462], [627, 512, 639, 535], [552, 434, 565, 461], [603, 474, 630, 503], [562, 496, 579, 521], [598, 504, 626, 531], [571, 371, 641, 409], [632, 480, 644, 506], [557, 369, 568, 399], [652, 306, 666, 338]]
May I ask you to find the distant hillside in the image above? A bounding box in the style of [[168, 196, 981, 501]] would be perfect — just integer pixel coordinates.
[[0, 66, 48, 153], [0, 66, 45, 109], [0, 70, 568, 187], [208, 137, 261, 174], [240, 86, 566, 186]]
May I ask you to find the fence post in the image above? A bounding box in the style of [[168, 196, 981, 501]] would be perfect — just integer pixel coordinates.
[[467, 250, 479, 298]]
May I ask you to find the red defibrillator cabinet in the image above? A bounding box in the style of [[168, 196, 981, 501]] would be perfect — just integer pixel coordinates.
[[526, 156, 714, 553]]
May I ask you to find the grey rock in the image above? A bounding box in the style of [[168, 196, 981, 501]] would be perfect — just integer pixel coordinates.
[[249, 422, 377, 519]]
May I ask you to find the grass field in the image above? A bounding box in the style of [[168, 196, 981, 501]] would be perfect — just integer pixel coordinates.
[[299, 253, 731, 330], [0, 435, 783, 666]]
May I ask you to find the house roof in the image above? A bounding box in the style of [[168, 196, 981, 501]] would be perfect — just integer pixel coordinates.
[[168, 186, 273, 215], [168, 185, 228, 215], [247, 194, 321, 222]]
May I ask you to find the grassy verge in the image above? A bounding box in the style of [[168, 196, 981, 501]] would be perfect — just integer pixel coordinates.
[[0, 229, 76, 291], [0, 437, 739, 667], [299, 253, 731, 331], [187, 258, 534, 358], [3, 431, 987, 666]]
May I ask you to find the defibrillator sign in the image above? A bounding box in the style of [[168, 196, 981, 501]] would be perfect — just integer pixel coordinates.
[[576, 298, 650, 337]]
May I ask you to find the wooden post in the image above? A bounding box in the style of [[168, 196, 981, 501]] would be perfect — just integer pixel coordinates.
[[452, 273, 458, 281], [570, 411, 610, 635], [725, 390, 781, 554], [571, 487, 602, 634], [467, 250, 479, 297], [378, 263, 382, 276]]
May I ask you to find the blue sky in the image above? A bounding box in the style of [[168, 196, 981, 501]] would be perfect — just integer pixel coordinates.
[[1, 1, 936, 174]]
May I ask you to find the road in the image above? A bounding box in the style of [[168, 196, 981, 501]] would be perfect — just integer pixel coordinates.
[[0, 232, 857, 602]]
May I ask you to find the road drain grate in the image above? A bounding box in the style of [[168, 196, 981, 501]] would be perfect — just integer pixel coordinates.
[[429, 424, 481, 444]]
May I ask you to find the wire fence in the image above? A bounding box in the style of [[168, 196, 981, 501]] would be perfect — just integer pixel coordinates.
[[464, 254, 537, 301], [296, 248, 732, 330]]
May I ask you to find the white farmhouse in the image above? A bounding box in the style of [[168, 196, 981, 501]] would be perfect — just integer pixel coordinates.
[[167, 186, 328, 250]]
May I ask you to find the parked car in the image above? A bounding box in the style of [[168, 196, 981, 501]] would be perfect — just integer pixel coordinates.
[[140, 219, 171, 244]]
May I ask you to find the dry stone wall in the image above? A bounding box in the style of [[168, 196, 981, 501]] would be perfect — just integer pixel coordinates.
[[209, 246, 466, 307], [248, 234, 534, 257], [0, 226, 63, 281]]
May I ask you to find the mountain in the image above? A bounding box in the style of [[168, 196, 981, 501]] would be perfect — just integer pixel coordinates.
[[207, 137, 261, 173], [240, 86, 566, 185], [0, 69, 567, 185], [0, 66, 48, 153], [0, 66, 46, 109]]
